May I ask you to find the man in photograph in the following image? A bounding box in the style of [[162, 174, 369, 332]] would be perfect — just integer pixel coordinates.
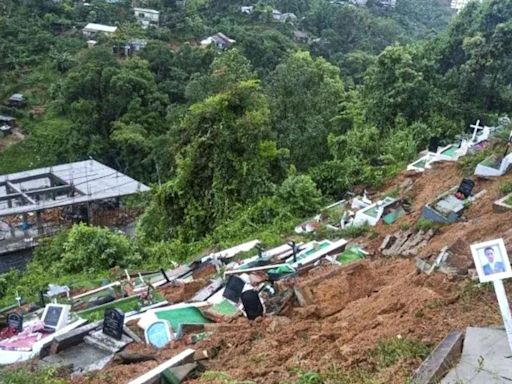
[[482, 247, 506, 275]]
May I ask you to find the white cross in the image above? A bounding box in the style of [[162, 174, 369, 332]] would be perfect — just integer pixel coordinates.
[[470, 120, 483, 142]]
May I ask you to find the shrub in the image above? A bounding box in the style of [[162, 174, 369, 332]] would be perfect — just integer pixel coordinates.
[[500, 180, 512, 196], [277, 175, 323, 217]]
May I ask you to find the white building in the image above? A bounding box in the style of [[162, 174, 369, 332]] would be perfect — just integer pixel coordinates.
[[451, 0, 481, 12], [82, 23, 118, 37], [133, 7, 160, 28]]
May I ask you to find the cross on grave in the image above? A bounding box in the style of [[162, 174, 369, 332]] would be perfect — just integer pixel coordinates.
[[103, 308, 125, 340], [470, 120, 484, 142]]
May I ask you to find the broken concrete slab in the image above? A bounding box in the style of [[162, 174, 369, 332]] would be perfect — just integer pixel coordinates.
[[127, 349, 195, 384], [84, 329, 132, 354], [441, 327, 512, 383], [411, 331, 463, 384], [382, 230, 434, 257], [49, 321, 101, 355], [41, 343, 113, 374], [494, 193, 512, 213], [162, 362, 198, 384]]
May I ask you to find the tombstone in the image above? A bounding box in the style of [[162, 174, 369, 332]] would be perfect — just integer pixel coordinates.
[[241, 290, 264, 320], [42, 304, 70, 332], [102, 308, 125, 340], [144, 320, 172, 348], [457, 179, 475, 199], [288, 241, 298, 263], [7, 313, 23, 333], [428, 137, 440, 153], [222, 275, 245, 303], [470, 120, 483, 142]]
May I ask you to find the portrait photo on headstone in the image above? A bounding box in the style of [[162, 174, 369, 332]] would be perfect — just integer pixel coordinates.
[[470, 238, 512, 283]]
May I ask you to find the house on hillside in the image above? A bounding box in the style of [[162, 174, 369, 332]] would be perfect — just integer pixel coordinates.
[[7, 93, 26, 108], [82, 23, 118, 38], [293, 30, 309, 43], [451, 0, 481, 11], [200, 33, 235, 49], [133, 7, 160, 28], [272, 10, 297, 22], [241, 6, 254, 14], [113, 39, 148, 56]]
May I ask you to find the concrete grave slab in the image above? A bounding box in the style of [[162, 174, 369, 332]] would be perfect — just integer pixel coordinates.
[[41, 343, 112, 374], [441, 327, 512, 383], [84, 329, 132, 354]]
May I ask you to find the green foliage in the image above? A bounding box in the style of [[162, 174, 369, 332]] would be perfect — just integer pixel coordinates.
[[0, 366, 67, 384], [500, 180, 512, 196], [415, 218, 437, 232], [277, 175, 323, 217], [371, 338, 431, 369]]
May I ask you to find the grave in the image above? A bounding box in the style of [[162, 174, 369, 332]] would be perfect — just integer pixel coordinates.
[[145, 320, 172, 348], [241, 290, 264, 320], [352, 196, 398, 227], [493, 192, 512, 212], [422, 180, 475, 224], [222, 275, 246, 303], [475, 142, 512, 177], [42, 304, 71, 332], [102, 308, 125, 340], [7, 313, 23, 333], [84, 308, 131, 354]]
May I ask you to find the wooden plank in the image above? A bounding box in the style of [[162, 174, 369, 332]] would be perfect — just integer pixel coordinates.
[[127, 349, 195, 384]]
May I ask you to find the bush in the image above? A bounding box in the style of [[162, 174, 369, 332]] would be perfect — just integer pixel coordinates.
[[277, 175, 323, 217], [35, 224, 140, 274]]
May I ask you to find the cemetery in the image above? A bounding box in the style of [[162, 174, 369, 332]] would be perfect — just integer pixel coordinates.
[[2, 124, 512, 383]]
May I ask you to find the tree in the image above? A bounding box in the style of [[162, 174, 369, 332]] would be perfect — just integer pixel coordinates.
[[140, 80, 284, 241], [267, 51, 345, 170]]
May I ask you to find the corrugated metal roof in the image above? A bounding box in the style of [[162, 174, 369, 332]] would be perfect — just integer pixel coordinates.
[[0, 160, 150, 217]]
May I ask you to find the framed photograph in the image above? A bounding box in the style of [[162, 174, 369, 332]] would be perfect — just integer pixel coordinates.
[[470, 239, 512, 283]]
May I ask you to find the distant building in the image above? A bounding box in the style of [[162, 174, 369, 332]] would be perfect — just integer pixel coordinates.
[[200, 33, 236, 49], [240, 6, 254, 14], [272, 10, 297, 22], [293, 30, 309, 43], [133, 7, 160, 28], [379, 0, 396, 7], [82, 23, 118, 38], [8, 94, 26, 108], [113, 39, 148, 56], [451, 0, 480, 11]]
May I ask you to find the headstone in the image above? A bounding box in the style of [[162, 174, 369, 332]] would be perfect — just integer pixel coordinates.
[[222, 275, 245, 303], [457, 179, 475, 199], [428, 137, 440, 153], [144, 320, 172, 348], [103, 308, 125, 340], [7, 313, 23, 332], [241, 290, 264, 320], [42, 304, 70, 332]]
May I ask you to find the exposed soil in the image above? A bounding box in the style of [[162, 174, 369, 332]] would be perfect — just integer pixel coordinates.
[[46, 160, 512, 383], [186, 259, 500, 384]]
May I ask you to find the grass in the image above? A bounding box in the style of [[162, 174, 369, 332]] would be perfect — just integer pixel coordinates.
[[415, 218, 438, 232], [506, 195, 512, 206], [370, 338, 431, 369], [500, 180, 512, 197], [0, 366, 67, 384]]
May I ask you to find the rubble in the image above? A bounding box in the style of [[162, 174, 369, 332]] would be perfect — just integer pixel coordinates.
[[381, 229, 435, 257]]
